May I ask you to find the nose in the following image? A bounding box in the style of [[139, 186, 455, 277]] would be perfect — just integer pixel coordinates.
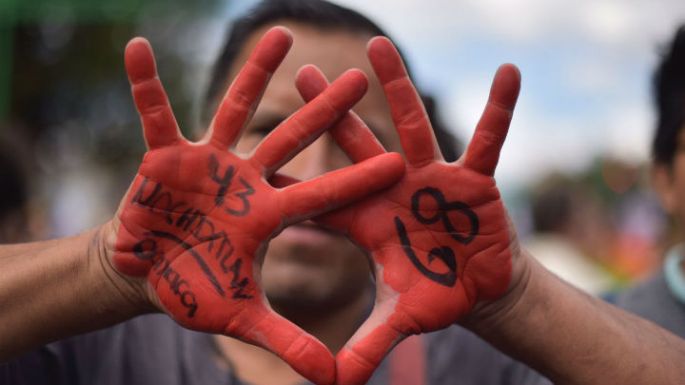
[[280, 134, 350, 180]]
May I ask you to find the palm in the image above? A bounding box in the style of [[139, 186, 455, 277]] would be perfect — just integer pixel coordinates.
[[110, 28, 404, 385], [115, 145, 278, 326], [294, 38, 521, 385], [349, 162, 511, 330]]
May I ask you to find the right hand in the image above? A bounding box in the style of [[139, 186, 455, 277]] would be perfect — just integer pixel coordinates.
[[104, 27, 405, 385]]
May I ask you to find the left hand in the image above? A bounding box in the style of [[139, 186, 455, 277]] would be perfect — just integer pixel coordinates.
[[294, 37, 521, 385], [109, 28, 405, 385]]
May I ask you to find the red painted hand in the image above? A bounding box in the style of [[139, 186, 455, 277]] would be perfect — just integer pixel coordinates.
[[295, 37, 521, 385], [110, 28, 405, 385]]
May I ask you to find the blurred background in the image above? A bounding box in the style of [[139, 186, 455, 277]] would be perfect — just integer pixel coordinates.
[[2, 0, 685, 293]]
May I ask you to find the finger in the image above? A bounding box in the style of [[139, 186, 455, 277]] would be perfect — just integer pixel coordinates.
[[296, 65, 386, 162], [336, 307, 406, 385], [230, 304, 335, 385], [251, 69, 369, 176], [208, 26, 293, 149], [367, 37, 438, 166], [124, 37, 182, 149], [277, 152, 405, 223], [462, 64, 521, 175], [267, 172, 356, 234]]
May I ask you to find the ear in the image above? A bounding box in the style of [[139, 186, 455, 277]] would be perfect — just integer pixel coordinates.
[[651, 163, 677, 215]]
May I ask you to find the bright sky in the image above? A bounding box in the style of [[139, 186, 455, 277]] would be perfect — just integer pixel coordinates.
[[213, 0, 685, 190]]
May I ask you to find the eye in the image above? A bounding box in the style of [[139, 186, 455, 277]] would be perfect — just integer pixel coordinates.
[[246, 115, 284, 138], [367, 122, 399, 152], [250, 123, 277, 137], [372, 131, 391, 149]]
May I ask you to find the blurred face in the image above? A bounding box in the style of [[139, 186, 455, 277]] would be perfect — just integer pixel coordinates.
[[654, 128, 685, 232], [226, 22, 401, 310]]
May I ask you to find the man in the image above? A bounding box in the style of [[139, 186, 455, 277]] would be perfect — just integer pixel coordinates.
[[614, 25, 685, 339], [2, 1, 685, 385]]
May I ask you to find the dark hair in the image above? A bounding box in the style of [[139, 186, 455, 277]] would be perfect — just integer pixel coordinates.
[[0, 150, 27, 217], [203, 0, 461, 161], [0, 133, 30, 242], [652, 25, 685, 166]]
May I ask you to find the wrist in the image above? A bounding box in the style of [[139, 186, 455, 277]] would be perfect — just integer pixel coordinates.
[[460, 246, 534, 334], [459, 249, 575, 381], [89, 220, 159, 317]]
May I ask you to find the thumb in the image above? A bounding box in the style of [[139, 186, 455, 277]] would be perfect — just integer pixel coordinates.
[[336, 306, 408, 385], [228, 303, 336, 385], [267, 173, 357, 235]]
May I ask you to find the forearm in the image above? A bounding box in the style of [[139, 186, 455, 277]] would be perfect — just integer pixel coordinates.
[[0, 222, 151, 361], [464, 250, 685, 385]]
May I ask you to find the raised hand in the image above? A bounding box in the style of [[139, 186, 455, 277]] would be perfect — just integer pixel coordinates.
[[295, 37, 521, 385], [109, 27, 405, 385]]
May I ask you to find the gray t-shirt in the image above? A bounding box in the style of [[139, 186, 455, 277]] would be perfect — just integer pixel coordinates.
[[5, 271, 682, 385], [2, 314, 548, 385], [614, 271, 685, 339]]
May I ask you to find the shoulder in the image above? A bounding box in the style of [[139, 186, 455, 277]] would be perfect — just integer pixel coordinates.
[[63, 313, 185, 363], [614, 272, 685, 339], [4, 314, 229, 385], [418, 325, 550, 385], [56, 314, 190, 384]]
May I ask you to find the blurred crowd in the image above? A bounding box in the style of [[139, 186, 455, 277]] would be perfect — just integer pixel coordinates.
[[522, 157, 666, 295]]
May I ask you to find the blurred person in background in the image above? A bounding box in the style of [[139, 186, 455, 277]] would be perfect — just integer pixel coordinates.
[[3, 1, 685, 385], [614, 24, 685, 338], [524, 173, 619, 295]]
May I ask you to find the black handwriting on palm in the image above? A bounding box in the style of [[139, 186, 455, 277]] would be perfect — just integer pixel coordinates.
[[109, 28, 404, 385], [292, 37, 520, 385]]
